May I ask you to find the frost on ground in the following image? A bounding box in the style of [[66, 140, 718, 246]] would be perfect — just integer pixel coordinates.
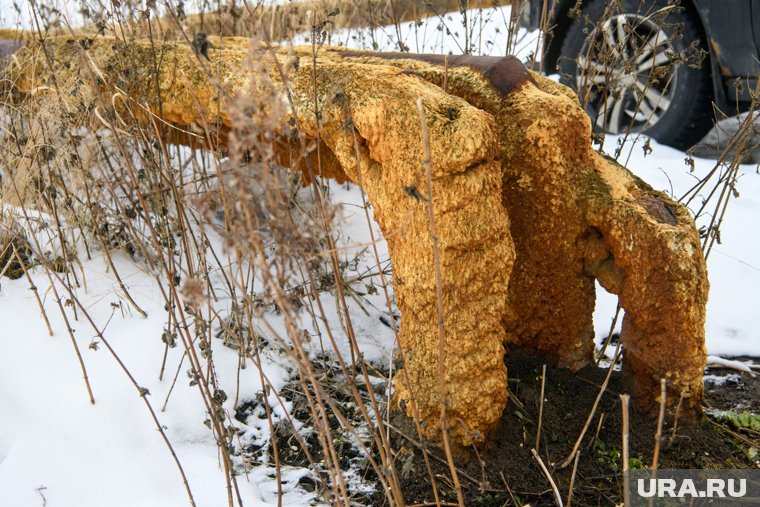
[[1, 3, 759, 507], [0, 177, 394, 506]]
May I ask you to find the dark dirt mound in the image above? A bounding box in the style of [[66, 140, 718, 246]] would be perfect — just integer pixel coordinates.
[[231, 349, 758, 506], [387, 350, 758, 507]]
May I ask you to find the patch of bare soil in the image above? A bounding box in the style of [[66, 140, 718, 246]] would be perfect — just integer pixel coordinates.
[[387, 350, 759, 507], [704, 358, 760, 414], [231, 348, 758, 506]]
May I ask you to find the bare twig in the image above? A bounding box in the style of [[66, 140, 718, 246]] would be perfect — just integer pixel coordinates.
[[566, 450, 581, 507], [536, 363, 547, 452], [558, 341, 622, 468], [621, 394, 631, 507], [651, 378, 667, 470], [13, 245, 53, 336], [595, 304, 621, 365], [531, 448, 564, 507], [417, 95, 465, 507]]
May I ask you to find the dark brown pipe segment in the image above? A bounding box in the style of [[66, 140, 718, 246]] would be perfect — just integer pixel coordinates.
[[334, 50, 536, 96]]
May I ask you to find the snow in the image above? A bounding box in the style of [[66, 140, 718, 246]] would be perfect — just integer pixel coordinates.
[[703, 373, 743, 387], [0, 252, 297, 506], [1, 2, 759, 506], [0, 177, 396, 506], [295, 4, 539, 60], [706, 356, 756, 376]]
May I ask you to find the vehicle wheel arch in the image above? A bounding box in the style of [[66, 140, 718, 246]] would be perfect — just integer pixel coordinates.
[[543, 0, 721, 109]]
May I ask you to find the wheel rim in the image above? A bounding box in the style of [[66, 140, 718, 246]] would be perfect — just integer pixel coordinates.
[[576, 14, 678, 135]]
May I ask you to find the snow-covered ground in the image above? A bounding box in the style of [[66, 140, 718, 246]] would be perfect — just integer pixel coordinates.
[[0, 183, 391, 507], [1, 2, 759, 506], [0, 255, 293, 507]]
